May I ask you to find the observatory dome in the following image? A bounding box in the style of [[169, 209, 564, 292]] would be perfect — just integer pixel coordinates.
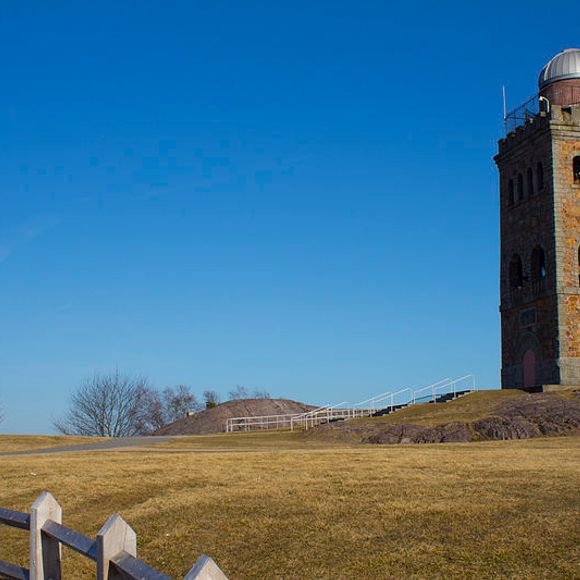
[[538, 48, 580, 88]]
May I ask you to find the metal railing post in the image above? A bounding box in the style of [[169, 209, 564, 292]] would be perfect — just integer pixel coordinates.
[[30, 492, 62, 580], [97, 515, 137, 580], [184, 555, 228, 579]]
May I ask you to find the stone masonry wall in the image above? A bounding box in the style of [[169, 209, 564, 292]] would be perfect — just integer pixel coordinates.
[[496, 104, 580, 388], [496, 115, 560, 387], [551, 105, 580, 384]]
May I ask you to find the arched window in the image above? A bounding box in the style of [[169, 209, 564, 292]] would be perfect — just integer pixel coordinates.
[[574, 156, 580, 184], [509, 255, 524, 289], [508, 179, 515, 207], [527, 168, 534, 196], [536, 162, 544, 191], [517, 173, 524, 201], [531, 246, 546, 281]]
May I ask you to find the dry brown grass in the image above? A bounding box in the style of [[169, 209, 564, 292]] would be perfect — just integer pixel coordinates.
[[0, 435, 578, 578], [0, 435, 107, 453], [360, 389, 526, 426], [152, 430, 353, 450]]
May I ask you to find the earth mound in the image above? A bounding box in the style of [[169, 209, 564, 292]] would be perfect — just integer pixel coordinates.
[[308, 390, 580, 445], [154, 398, 315, 435]]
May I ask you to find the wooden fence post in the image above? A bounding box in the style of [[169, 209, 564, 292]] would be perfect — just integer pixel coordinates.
[[184, 555, 228, 580], [30, 491, 62, 580], [96, 514, 137, 580]]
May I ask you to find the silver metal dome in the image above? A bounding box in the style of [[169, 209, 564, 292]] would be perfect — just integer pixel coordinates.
[[539, 48, 580, 88]]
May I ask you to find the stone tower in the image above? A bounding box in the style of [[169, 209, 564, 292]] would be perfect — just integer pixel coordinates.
[[495, 48, 580, 389]]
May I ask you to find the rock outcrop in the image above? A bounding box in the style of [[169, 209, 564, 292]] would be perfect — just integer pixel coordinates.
[[154, 398, 315, 435], [311, 391, 580, 445]]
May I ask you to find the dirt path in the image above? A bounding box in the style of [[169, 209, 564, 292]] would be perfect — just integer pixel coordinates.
[[0, 436, 178, 456]]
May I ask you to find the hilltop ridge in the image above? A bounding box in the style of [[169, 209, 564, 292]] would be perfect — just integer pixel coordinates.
[[154, 398, 315, 435], [307, 389, 580, 444]]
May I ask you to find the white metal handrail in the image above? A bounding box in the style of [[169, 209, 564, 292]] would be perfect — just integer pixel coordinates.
[[412, 378, 453, 404], [301, 401, 352, 431], [287, 405, 325, 431], [412, 375, 476, 404], [368, 387, 412, 409], [226, 410, 316, 432], [451, 374, 476, 391], [226, 413, 299, 432], [353, 389, 395, 410], [224, 374, 477, 433], [289, 404, 334, 431], [226, 403, 338, 432]]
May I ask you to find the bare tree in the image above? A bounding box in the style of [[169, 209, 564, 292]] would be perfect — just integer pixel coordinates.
[[53, 372, 151, 437], [253, 389, 271, 399], [138, 387, 165, 433], [163, 385, 200, 422], [140, 386, 201, 432], [228, 385, 249, 400], [202, 389, 220, 408]]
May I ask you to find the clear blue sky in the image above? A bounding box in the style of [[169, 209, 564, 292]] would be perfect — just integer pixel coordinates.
[[1, 1, 578, 434]]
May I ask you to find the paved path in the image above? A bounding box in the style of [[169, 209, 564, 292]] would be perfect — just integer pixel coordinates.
[[0, 436, 178, 457]]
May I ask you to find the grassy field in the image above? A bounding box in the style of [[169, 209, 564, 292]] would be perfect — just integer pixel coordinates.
[[0, 434, 107, 453], [152, 430, 350, 450], [0, 435, 578, 578]]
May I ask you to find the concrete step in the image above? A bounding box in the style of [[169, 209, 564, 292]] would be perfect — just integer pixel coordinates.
[[372, 404, 409, 417]]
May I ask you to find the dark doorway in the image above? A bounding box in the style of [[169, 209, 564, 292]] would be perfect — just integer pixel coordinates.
[[523, 350, 537, 388]]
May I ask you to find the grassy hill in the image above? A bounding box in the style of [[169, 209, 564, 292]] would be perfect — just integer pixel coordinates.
[[359, 389, 525, 425], [306, 388, 580, 445], [154, 398, 315, 435]]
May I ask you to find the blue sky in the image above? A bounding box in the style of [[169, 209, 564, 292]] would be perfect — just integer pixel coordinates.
[[1, 1, 578, 434]]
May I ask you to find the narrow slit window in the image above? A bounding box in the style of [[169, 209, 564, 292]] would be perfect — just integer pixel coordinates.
[[517, 173, 524, 201], [509, 255, 524, 289], [574, 156, 580, 184], [537, 162, 544, 191], [508, 179, 515, 207], [527, 168, 534, 196]]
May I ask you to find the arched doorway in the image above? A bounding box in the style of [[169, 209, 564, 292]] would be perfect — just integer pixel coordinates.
[[523, 349, 537, 388]]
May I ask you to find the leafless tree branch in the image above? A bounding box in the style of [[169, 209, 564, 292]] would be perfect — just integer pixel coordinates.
[[53, 371, 152, 437]]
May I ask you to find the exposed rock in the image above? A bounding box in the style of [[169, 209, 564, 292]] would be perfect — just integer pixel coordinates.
[[473, 393, 580, 440], [309, 391, 580, 445], [154, 398, 316, 435], [472, 416, 540, 440], [416, 421, 473, 444], [362, 424, 424, 445]]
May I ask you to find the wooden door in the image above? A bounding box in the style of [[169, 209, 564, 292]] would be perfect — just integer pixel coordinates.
[[523, 349, 537, 388]]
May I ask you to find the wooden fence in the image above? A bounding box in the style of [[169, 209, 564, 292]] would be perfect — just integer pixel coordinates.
[[0, 491, 228, 580]]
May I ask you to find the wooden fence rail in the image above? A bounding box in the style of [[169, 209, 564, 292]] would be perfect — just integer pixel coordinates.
[[0, 492, 227, 580]]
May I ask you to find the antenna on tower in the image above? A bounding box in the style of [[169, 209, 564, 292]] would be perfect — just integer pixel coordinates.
[[502, 85, 507, 120], [502, 85, 508, 134]]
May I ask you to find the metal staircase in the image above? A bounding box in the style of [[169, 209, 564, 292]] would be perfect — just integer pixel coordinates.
[[225, 375, 477, 433]]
